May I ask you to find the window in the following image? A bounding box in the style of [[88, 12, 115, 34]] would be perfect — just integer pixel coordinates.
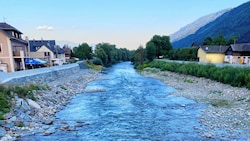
[[0, 44, 2, 53], [44, 52, 50, 56]]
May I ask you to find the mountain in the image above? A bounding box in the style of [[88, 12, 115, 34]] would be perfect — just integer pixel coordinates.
[[56, 40, 79, 48], [172, 1, 250, 48], [170, 9, 230, 42]]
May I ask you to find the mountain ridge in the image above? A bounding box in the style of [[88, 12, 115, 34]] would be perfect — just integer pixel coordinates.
[[170, 8, 231, 42], [171, 1, 250, 48]]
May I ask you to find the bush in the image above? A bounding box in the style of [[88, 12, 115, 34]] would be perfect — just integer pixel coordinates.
[[84, 60, 103, 71], [92, 58, 103, 65]]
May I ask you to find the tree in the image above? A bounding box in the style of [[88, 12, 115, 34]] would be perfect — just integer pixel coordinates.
[[96, 43, 116, 66], [72, 43, 92, 60], [203, 37, 213, 45], [203, 35, 239, 46], [169, 47, 198, 61], [146, 41, 156, 61], [146, 35, 172, 59], [212, 34, 227, 45], [94, 43, 132, 66], [95, 47, 108, 66], [227, 36, 239, 45], [134, 45, 146, 65]]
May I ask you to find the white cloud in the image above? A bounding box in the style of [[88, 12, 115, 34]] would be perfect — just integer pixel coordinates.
[[36, 25, 54, 31]]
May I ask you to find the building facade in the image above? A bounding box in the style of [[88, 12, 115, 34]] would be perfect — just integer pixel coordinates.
[[0, 23, 29, 72], [197, 46, 229, 63], [224, 43, 250, 64], [29, 40, 66, 66]]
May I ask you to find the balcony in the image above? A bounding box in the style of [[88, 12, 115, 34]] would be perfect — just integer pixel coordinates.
[[13, 50, 25, 58]]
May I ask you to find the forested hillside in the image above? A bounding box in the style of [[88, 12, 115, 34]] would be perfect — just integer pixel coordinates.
[[170, 9, 230, 42], [172, 1, 250, 48]]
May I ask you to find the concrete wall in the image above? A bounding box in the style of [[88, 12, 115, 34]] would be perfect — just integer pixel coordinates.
[[0, 61, 84, 85]]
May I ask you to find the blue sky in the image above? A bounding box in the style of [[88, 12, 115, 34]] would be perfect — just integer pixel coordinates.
[[1, 0, 249, 50]]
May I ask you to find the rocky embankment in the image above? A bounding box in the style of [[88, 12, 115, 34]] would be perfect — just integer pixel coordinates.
[[0, 69, 100, 141], [141, 68, 250, 140]]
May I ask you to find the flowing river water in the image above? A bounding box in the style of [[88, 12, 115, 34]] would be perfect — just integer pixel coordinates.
[[20, 62, 209, 140]]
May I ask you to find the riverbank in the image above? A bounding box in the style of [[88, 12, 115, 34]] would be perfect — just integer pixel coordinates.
[[141, 68, 250, 140], [0, 69, 100, 140]]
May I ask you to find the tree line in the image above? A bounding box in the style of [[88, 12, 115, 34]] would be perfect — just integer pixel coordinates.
[[132, 34, 240, 67], [71, 34, 239, 68], [203, 34, 239, 46], [71, 43, 133, 67], [132, 35, 198, 67]]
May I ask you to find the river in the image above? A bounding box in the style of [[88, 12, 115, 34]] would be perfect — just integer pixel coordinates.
[[19, 62, 207, 140]]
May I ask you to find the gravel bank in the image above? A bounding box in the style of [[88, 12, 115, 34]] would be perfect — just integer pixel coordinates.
[[1, 69, 100, 140], [141, 68, 250, 140]]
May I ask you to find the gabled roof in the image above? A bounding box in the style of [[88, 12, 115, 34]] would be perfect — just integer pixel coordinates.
[[0, 22, 22, 34], [199, 45, 229, 53], [10, 37, 28, 45], [230, 43, 250, 52], [0, 22, 28, 45], [63, 47, 71, 55], [29, 40, 65, 54]]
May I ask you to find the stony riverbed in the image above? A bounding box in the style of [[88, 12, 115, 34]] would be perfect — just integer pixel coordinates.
[[0, 69, 100, 141], [141, 67, 250, 140]]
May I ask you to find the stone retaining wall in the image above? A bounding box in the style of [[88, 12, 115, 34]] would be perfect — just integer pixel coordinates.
[[0, 61, 84, 85]]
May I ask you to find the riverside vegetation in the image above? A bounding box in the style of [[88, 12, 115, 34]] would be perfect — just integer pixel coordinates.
[[139, 61, 250, 139], [0, 84, 49, 120], [138, 61, 250, 89]]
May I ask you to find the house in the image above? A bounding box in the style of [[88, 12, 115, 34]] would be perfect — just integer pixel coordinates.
[[197, 45, 229, 63], [62, 45, 71, 63], [0, 22, 29, 72], [29, 40, 66, 66], [224, 43, 250, 64]]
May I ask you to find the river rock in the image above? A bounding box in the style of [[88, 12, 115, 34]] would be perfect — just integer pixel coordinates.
[[14, 109, 31, 121], [74, 123, 84, 127], [76, 120, 85, 123], [1, 136, 7, 141], [43, 120, 53, 125], [0, 120, 5, 125], [0, 127, 6, 137], [3, 113, 12, 120], [44, 128, 56, 136], [2, 123, 14, 129], [16, 98, 31, 111], [9, 116, 17, 122], [26, 99, 41, 109], [60, 125, 69, 131]]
